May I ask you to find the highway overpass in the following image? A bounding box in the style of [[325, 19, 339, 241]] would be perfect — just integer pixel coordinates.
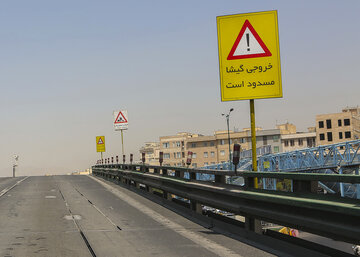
[[0, 172, 357, 257]]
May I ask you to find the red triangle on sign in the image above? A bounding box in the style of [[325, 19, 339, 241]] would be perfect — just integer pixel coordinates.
[[114, 111, 128, 124], [227, 20, 271, 60], [98, 138, 104, 144]]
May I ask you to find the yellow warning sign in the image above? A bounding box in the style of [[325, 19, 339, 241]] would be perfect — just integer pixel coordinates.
[[96, 136, 105, 152], [217, 10, 282, 101]]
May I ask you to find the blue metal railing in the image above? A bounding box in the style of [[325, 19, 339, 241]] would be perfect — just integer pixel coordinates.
[[203, 140, 360, 198]]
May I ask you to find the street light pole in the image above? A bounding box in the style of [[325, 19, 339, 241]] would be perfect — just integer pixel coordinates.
[[222, 108, 234, 163]]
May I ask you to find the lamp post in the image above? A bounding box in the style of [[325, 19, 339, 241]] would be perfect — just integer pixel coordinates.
[[222, 108, 234, 163]]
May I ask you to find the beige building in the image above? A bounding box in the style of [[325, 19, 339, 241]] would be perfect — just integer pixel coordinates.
[[159, 132, 195, 166], [140, 123, 306, 168], [316, 107, 360, 145], [139, 142, 160, 165], [159, 128, 284, 168], [281, 131, 316, 152]]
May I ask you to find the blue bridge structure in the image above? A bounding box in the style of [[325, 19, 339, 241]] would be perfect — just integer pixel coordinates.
[[203, 140, 360, 199]]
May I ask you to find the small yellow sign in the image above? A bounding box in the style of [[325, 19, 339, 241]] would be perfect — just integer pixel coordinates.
[[263, 161, 270, 169], [217, 10, 282, 101], [96, 136, 105, 152]]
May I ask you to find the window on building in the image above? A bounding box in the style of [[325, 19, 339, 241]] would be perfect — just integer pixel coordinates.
[[240, 138, 245, 143], [164, 153, 170, 159], [173, 153, 176, 158], [320, 133, 325, 141], [220, 139, 225, 145], [210, 151, 215, 157], [298, 139, 303, 146], [204, 162, 208, 166], [210, 142, 215, 146], [176, 152, 181, 159], [339, 132, 343, 139], [284, 140, 289, 147], [273, 135, 279, 142], [176, 141, 181, 147], [211, 162, 215, 165], [327, 132, 333, 142], [191, 143, 196, 148], [182, 152, 185, 158], [319, 121, 324, 128], [290, 139, 295, 146], [326, 119, 332, 129], [344, 119, 350, 126], [192, 153, 197, 159], [220, 150, 225, 156], [229, 139, 233, 144], [192, 163, 197, 168], [203, 142, 208, 147], [204, 152, 208, 158], [307, 138, 314, 147], [163, 142, 169, 148], [172, 142, 176, 148], [338, 119, 342, 126], [345, 131, 351, 138], [274, 146, 279, 153], [263, 136, 268, 145]]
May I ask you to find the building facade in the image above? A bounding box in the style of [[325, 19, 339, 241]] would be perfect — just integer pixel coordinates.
[[316, 107, 360, 145], [140, 123, 314, 168], [139, 142, 160, 165], [281, 132, 316, 152]]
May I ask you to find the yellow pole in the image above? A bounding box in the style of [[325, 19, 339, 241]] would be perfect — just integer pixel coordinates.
[[250, 99, 258, 188], [121, 130, 125, 156]]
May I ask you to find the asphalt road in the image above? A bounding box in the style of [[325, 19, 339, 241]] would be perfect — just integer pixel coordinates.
[[0, 175, 276, 257]]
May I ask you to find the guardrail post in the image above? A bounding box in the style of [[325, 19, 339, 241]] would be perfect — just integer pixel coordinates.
[[245, 217, 262, 234], [293, 180, 318, 193], [190, 171, 196, 180], [175, 169, 184, 178], [215, 174, 226, 184], [162, 168, 168, 176], [244, 176, 255, 189], [190, 200, 202, 214], [163, 190, 172, 200]]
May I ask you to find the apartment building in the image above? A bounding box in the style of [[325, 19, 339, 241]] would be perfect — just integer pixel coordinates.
[[140, 123, 304, 168], [139, 142, 160, 165], [159, 132, 195, 166], [316, 107, 360, 145], [281, 131, 316, 152], [186, 128, 283, 168]]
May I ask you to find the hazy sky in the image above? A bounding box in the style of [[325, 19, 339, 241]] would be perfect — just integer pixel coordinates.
[[1, 0, 360, 176]]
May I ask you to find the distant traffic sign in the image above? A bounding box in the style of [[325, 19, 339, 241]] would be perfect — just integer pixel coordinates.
[[217, 10, 282, 101], [96, 136, 105, 152], [113, 110, 128, 131]]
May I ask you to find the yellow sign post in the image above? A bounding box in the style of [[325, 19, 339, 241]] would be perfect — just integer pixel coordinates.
[[96, 136, 106, 161], [217, 10, 282, 190]]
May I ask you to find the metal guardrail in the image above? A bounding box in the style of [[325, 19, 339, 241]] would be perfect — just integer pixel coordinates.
[[92, 163, 360, 245]]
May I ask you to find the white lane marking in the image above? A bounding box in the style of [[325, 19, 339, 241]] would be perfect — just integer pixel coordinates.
[[45, 195, 56, 199], [0, 177, 29, 198], [90, 176, 242, 257]]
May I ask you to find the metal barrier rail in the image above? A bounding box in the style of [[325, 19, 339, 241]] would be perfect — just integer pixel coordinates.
[[92, 164, 360, 245]]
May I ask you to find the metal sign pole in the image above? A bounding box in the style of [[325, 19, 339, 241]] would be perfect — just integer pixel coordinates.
[[121, 130, 125, 156], [101, 152, 103, 161], [250, 99, 258, 188]]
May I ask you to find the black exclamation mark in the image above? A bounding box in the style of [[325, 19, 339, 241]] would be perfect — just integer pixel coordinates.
[[246, 33, 250, 52]]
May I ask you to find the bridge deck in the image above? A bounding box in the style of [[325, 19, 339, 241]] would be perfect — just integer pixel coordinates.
[[0, 175, 275, 257]]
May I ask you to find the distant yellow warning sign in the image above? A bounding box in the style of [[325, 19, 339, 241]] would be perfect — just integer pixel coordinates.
[[96, 136, 105, 152], [217, 10, 282, 101]]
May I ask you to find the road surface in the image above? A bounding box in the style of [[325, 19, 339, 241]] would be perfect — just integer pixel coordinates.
[[0, 175, 275, 257]]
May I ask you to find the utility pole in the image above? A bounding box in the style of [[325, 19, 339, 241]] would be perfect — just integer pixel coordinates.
[[222, 108, 234, 163]]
